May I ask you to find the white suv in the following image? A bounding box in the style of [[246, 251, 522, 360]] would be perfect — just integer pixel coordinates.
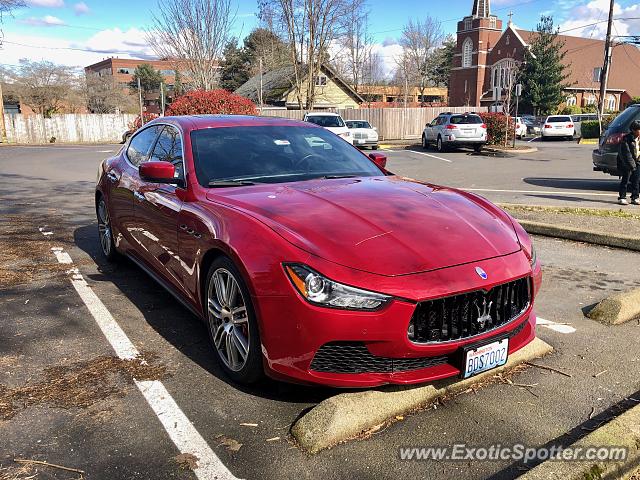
[[303, 112, 353, 144]]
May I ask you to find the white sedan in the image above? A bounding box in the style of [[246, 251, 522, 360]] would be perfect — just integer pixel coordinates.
[[541, 115, 575, 140], [346, 120, 379, 149]]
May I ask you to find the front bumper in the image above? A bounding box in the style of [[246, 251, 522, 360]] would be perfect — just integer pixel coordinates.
[[254, 251, 542, 387], [541, 129, 574, 137], [354, 139, 379, 147]]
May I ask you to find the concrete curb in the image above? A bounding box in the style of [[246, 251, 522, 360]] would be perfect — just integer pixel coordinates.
[[517, 220, 640, 252], [291, 338, 553, 454], [518, 402, 640, 480], [586, 287, 640, 325], [485, 146, 539, 154]]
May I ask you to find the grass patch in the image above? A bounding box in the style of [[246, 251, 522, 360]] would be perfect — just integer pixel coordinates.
[[502, 204, 640, 221]]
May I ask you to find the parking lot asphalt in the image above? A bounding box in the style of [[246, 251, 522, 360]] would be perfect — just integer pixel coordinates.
[[384, 138, 623, 209], [1, 143, 639, 480]]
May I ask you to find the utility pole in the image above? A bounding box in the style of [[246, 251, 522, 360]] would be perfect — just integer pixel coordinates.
[[137, 78, 145, 126], [598, 0, 615, 125], [160, 81, 165, 116], [258, 57, 264, 108], [0, 81, 6, 143]]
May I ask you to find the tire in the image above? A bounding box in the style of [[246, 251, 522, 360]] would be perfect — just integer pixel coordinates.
[[473, 144, 483, 153], [436, 136, 445, 153], [422, 135, 428, 150], [205, 257, 263, 384], [97, 196, 120, 262], [372, 145, 378, 150]]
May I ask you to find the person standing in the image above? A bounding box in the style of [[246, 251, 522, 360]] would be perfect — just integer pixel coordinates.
[[618, 120, 640, 205]]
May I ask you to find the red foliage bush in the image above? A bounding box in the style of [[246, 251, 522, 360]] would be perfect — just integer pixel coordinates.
[[129, 112, 159, 131], [479, 112, 514, 146], [166, 89, 257, 116]]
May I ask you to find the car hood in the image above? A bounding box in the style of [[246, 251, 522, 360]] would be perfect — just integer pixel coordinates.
[[206, 176, 521, 276]]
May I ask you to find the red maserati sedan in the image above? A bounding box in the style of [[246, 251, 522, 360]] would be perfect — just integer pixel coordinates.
[[95, 115, 542, 387]]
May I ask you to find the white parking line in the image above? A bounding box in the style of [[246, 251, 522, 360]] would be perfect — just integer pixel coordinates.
[[537, 317, 577, 334], [386, 149, 452, 163], [43, 232, 239, 480], [463, 188, 617, 197]]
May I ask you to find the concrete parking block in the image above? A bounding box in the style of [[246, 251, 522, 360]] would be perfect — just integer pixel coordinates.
[[291, 337, 553, 454], [587, 287, 640, 325], [518, 402, 640, 480]]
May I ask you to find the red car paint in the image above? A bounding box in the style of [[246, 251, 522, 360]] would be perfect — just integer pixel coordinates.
[[96, 115, 541, 387]]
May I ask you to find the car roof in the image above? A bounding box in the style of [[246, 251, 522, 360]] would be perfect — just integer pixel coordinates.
[[305, 112, 340, 116], [147, 114, 317, 132]]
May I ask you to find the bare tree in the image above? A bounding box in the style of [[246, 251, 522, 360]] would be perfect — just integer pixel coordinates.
[[340, 0, 371, 93], [399, 17, 444, 106], [261, 0, 351, 110], [147, 0, 235, 90], [85, 74, 137, 113], [3, 60, 82, 116], [0, 0, 24, 46]]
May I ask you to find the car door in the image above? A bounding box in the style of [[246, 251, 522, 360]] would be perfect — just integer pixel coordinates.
[[110, 125, 161, 252], [134, 125, 187, 293], [425, 118, 437, 141]]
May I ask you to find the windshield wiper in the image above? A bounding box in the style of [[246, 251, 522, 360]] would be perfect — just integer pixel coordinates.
[[320, 174, 358, 179], [208, 180, 257, 187]]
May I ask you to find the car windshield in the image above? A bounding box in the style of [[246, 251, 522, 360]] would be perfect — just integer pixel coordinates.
[[547, 116, 572, 123], [190, 125, 383, 186], [346, 121, 372, 129], [305, 115, 345, 128], [450, 115, 483, 125]]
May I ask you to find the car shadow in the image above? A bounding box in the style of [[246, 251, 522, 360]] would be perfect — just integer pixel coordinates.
[[73, 222, 342, 405], [525, 195, 619, 206], [524, 177, 619, 192]]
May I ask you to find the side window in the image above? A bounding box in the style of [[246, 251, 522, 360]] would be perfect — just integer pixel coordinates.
[[150, 126, 184, 180], [127, 126, 160, 166]]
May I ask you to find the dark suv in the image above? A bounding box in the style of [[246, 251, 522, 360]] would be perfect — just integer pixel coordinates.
[[593, 104, 640, 176]]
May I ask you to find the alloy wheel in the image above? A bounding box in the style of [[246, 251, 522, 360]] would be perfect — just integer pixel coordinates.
[[97, 199, 112, 257], [207, 268, 250, 372], [437, 137, 443, 152]]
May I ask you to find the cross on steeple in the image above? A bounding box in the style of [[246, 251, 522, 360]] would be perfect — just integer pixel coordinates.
[[472, 0, 491, 18], [508, 11, 514, 25]]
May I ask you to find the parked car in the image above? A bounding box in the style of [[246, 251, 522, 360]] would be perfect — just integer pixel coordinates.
[[513, 117, 527, 139], [95, 115, 541, 387], [422, 112, 488, 152], [521, 117, 541, 136], [303, 112, 353, 144], [541, 115, 575, 140], [593, 104, 640, 176], [345, 120, 379, 149]]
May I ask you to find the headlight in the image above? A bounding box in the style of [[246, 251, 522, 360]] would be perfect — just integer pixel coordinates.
[[284, 264, 391, 310], [340, 131, 351, 137]]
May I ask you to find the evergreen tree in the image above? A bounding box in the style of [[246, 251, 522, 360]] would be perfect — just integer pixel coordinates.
[[219, 39, 251, 92], [173, 70, 184, 97], [129, 63, 164, 93], [518, 16, 571, 115], [428, 35, 456, 88]]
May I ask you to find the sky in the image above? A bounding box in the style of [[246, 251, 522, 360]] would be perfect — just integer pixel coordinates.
[[1, 0, 639, 79]]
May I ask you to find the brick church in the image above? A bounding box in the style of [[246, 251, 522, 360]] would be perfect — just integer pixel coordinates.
[[449, 0, 640, 111]]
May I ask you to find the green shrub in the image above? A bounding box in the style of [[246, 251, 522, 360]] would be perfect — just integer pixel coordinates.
[[479, 112, 514, 145], [580, 120, 600, 138], [559, 104, 581, 115]]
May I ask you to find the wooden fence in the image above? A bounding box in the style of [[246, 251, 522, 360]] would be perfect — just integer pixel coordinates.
[[259, 106, 488, 140], [1, 107, 487, 144], [3, 113, 136, 144]]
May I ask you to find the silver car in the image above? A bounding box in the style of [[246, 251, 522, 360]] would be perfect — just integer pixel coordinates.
[[422, 113, 487, 153]]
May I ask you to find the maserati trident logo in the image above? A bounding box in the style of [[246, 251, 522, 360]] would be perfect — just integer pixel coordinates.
[[475, 297, 493, 329], [475, 266, 488, 280]]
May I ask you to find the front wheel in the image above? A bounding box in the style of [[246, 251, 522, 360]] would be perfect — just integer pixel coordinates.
[[205, 257, 263, 384], [422, 135, 428, 150], [436, 136, 445, 153], [97, 196, 119, 262]]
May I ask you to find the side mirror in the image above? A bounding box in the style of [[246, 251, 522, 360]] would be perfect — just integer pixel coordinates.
[[139, 161, 178, 184], [368, 152, 387, 169]]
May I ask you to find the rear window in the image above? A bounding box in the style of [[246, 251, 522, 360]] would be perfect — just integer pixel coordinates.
[[305, 115, 345, 128], [608, 106, 640, 132], [450, 115, 483, 125], [547, 116, 572, 123]]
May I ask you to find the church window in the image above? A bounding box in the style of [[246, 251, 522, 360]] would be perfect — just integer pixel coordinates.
[[462, 38, 473, 68]]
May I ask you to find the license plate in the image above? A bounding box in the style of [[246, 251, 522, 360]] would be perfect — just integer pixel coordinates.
[[462, 129, 474, 134], [462, 338, 509, 378], [555, 126, 563, 129]]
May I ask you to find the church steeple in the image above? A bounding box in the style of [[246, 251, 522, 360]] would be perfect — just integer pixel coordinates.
[[472, 0, 490, 17]]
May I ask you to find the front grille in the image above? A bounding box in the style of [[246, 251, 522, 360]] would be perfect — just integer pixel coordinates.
[[310, 342, 448, 374], [409, 277, 531, 344], [353, 132, 367, 139]]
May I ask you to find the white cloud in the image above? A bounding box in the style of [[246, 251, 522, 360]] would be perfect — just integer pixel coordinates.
[[20, 15, 66, 26], [74, 1, 90, 15], [24, 0, 65, 7], [558, 0, 640, 39], [1, 28, 155, 70]]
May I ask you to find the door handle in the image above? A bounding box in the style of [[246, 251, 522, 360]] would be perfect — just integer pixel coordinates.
[[134, 191, 145, 202], [106, 172, 118, 183]]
